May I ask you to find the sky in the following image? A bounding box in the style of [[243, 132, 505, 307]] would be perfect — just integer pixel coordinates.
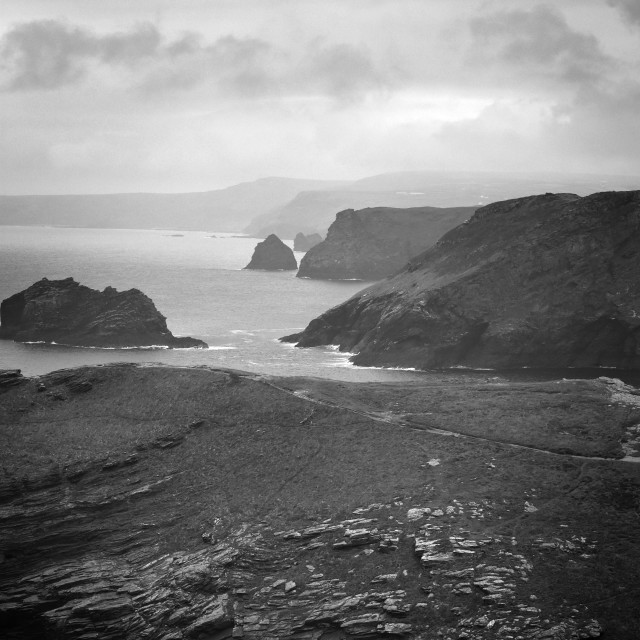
[[1, 0, 639, 194]]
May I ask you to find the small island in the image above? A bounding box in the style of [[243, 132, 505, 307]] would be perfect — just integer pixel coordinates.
[[0, 277, 208, 348], [293, 231, 323, 252], [244, 234, 297, 270]]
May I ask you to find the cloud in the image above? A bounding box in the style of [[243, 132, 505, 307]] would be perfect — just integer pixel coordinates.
[[607, 0, 640, 27], [0, 19, 383, 103], [468, 5, 611, 89], [0, 20, 171, 90]]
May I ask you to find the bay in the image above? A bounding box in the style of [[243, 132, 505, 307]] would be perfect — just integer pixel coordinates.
[[0, 226, 426, 381]]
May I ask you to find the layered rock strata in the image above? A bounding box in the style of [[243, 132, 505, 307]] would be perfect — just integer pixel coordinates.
[[244, 234, 297, 270], [0, 277, 207, 348], [2, 363, 635, 639], [296, 205, 475, 280], [284, 191, 640, 369]]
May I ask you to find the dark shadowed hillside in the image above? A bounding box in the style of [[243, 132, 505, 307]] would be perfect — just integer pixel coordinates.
[[284, 190, 640, 370]]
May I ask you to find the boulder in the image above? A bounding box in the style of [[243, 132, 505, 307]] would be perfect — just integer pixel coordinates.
[[244, 234, 297, 270], [296, 205, 475, 280], [0, 277, 207, 348], [283, 191, 640, 369], [293, 232, 323, 252]]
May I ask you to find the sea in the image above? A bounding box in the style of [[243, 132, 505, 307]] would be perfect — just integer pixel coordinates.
[[2, 225, 639, 387], [0, 225, 426, 382]]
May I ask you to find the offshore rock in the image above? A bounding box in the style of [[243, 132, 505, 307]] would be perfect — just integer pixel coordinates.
[[284, 191, 640, 369], [244, 234, 297, 270], [296, 205, 475, 280], [0, 277, 207, 348], [294, 232, 323, 252]]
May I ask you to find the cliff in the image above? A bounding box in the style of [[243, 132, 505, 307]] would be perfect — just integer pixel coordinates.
[[284, 191, 640, 369], [244, 234, 297, 270], [1, 363, 639, 638], [297, 205, 476, 280], [293, 232, 323, 252], [0, 277, 207, 348]]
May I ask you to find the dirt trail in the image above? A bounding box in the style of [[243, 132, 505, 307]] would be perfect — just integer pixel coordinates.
[[252, 373, 640, 465]]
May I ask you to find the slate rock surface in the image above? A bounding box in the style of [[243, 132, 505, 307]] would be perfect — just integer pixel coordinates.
[[284, 191, 640, 369], [0, 277, 207, 348]]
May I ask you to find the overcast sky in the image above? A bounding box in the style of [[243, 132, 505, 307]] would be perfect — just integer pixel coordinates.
[[1, 0, 639, 194]]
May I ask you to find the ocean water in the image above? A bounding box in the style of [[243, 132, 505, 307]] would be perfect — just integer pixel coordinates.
[[3, 226, 639, 388], [0, 226, 428, 381]]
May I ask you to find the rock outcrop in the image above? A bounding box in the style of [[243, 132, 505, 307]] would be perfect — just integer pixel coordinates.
[[0, 277, 207, 348], [2, 363, 636, 639], [296, 205, 475, 280], [244, 234, 297, 270], [284, 191, 640, 369], [293, 232, 323, 252]]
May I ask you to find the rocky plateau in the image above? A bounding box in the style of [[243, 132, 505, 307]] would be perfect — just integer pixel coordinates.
[[1, 363, 640, 639]]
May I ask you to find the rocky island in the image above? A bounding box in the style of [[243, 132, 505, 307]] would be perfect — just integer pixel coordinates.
[[285, 191, 640, 369], [0, 277, 207, 348], [294, 232, 323, 252], [244, 234, 297, 270], [296, 205, 475, 280], [1, 362, 639, 639]]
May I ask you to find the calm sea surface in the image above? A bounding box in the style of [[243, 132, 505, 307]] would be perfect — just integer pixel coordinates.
[[0, 226, 428, 381], [2, 226, 639, 387]]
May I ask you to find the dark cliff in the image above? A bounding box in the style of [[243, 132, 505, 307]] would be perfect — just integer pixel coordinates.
[[296, 205, 476, 280], [284, 191, 640, 369], [0, 277, 207, 348], [244, 234, 297, 270]]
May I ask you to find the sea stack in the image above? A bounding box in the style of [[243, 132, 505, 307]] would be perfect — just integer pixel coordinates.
[[296, 205, 475, 280], [244, 234, 297, 270], [293, 232, 323, 252], [283, 191, 640, 369], [0, 277, 208, 348]]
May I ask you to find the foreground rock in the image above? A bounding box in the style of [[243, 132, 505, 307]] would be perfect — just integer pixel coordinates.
[[297, 205, 475, 280], [294, 232, 323, 252], [244, 234, 297, 270], [0, 277, 207, 348], [1, 363, 639, 639], [285, 191, 640, 369]]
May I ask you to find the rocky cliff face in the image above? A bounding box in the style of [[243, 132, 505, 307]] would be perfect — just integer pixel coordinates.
[[296, 205, 475, 280], [2, 363, 638, 639], [293, 232, 323, 252], [0, 277, 207, 348], [244, 234, 297, 270], [284, 191, 640, 369]]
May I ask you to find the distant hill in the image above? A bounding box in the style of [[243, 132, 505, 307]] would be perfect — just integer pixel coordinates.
[[2, 171, 637, 235], [247, 171, 640, 238], [0, 177, 346, 232]]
